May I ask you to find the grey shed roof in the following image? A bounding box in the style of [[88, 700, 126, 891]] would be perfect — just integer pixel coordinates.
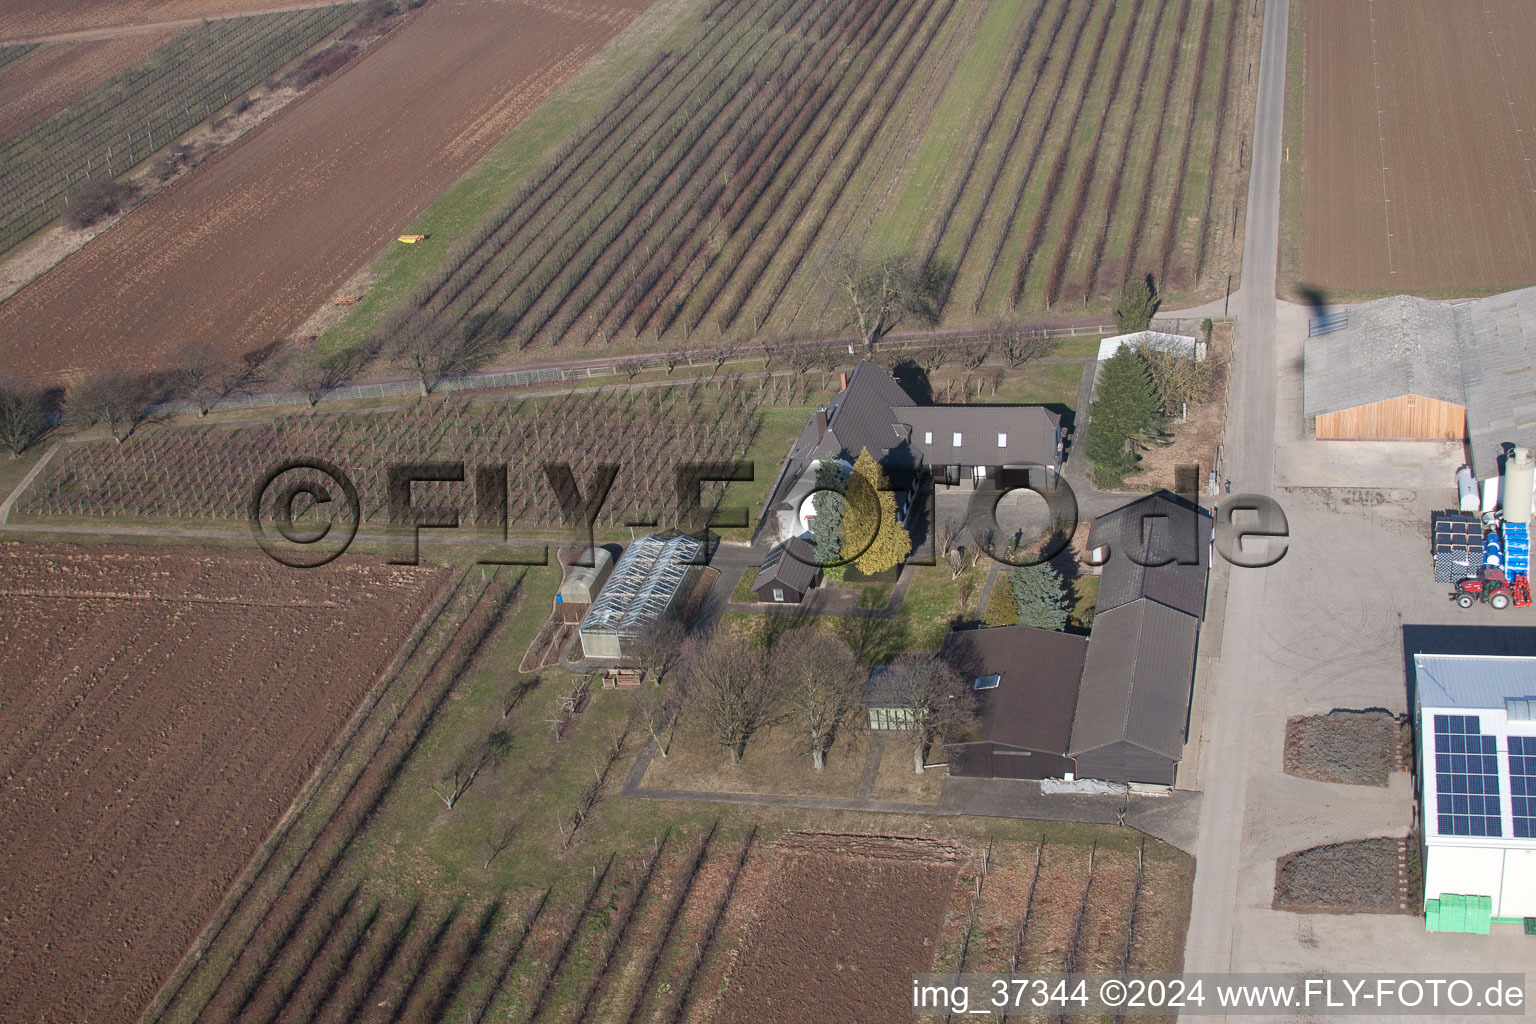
[[1069, 601, 1200, 761], [1413, 653, 1536, 710], [754, 537, 819, 593], [901, 406, 1061, 467], [1458, 285, 1536, 476], [1303, 294, 1466, 417], [580, 534, 700, 638], [1087, 493, 1212, 619]]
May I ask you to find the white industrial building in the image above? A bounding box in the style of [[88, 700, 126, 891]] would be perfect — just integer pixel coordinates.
[[1413, 653, 1536, 931]]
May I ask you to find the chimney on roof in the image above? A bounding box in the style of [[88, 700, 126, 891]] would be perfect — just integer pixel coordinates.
[[813, 407, 828, 438], [839, 372, 848, 391]]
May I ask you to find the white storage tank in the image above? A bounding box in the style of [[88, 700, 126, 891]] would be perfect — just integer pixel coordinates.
[[1504, 447, 1534, 525], [1457, 466, 1479, 513]]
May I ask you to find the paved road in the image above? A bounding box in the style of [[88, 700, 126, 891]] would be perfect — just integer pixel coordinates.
[[1181, 0, 1288, 990]]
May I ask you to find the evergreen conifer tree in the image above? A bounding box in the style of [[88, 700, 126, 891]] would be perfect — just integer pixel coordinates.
[[1009, 562, 1072, 630]]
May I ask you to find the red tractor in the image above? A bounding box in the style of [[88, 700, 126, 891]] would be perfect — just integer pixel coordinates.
[[1451, 566, 1531, 609]]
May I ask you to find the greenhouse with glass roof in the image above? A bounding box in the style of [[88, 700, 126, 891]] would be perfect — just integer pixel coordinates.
[[578, 534, 702, 659]]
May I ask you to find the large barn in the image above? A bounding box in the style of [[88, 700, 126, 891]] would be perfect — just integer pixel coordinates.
[[1069, 493, 1213, 787], [1303, 285, 1536, 475], [1302, 295, 1467, 441]]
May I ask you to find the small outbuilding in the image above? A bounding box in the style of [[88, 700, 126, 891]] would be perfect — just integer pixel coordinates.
[[752, 537, 820, 604], [555, 546, 614, 622], [939, 625, 1088, 780]]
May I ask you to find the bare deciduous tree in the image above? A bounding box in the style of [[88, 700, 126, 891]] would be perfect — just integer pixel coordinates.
[[430, 729, 512, 809], [679, 630, 783, 764], [617, 357, 645, 381], [69, 369, 149, 442], [0, 380, 47, 457], [885, 651, 976, 773], [380, 307, 488, 394], [774, 628, 862, 771], [999, 327, 1052, 368], [1137, 341, 1216, 416], [833, 250, 937, 348], [481, 816, 518, 870], [163, 338, 233, 416], [279, 348, 346, 407], [631, 616, 687, 687], [709, 343, 738, 373], [959, 339, 991, 369], [634, 683, 680, 758]]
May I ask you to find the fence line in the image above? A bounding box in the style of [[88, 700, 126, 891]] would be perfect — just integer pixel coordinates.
[[136, 316, 1233, 420]]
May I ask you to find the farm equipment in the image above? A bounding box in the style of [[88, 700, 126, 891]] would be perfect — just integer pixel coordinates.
[[334, 294, 361, 305], [396, 233, 427, 244], [1450, 566, 1530, 609]]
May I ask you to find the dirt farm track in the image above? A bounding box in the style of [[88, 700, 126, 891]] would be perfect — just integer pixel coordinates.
[[1302, 0, 1536, 294], [0, 545, 445, 1023], [0, 0, 653, 385]]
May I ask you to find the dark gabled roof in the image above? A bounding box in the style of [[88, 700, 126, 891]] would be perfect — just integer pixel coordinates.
[[901, 406, 1061, 467], [753, 537, 819, 593], [817, 360, 915, 462], [940, 625, 1086, 754], [1069, 601, 1199, 761], [1088, 492, 1212, 619]]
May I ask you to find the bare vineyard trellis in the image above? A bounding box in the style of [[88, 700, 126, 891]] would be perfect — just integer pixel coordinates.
[[0, 5, 358, 254], [388, 0, 1241, 360], [23, 380, 763, 528], [402, 0, 966, 353]]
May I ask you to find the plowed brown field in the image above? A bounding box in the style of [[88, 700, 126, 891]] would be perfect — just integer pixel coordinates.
[[0, 33, 176, 138], [0, 543, 446, 1023], [1302, 0, 1536, 294], [0, 0, 650, 385], [711, 833, 962, 1023]]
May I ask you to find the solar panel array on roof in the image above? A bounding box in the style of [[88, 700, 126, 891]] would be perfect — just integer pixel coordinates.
[[1509, 735, 1536, 839], [1434, 714, 1503, 838]]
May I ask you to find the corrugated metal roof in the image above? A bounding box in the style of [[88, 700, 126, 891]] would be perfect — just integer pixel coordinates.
[[901, 406, 1061, 467], [1414, 653, 1536, 710], [1458, 285, 1536, 476], [1302, 294, 1465, 417], [818, 360, 915, 461], [1088, 493, 1211, 619], [1069, 601, 1199, 760]]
